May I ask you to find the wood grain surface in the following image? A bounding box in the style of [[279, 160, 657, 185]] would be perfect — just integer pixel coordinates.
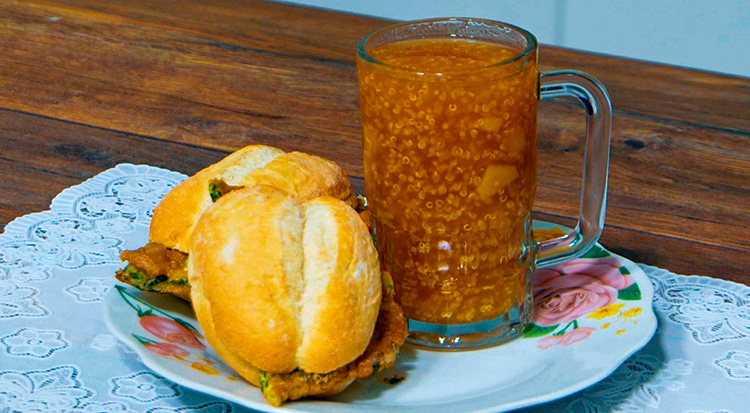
[[0, 0, 748, 283]]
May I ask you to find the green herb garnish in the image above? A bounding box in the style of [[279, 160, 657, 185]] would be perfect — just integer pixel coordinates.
[[208, 182, 223, 202]]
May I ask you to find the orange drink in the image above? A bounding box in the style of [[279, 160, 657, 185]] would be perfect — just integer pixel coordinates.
[[360, 38, 537, 326], [357, 18, 612, 349]]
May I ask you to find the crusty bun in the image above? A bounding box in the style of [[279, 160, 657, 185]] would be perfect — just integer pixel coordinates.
[[149, 146, 356, 252], [150, 145, 283, 252], [239, 151, 358, 210], [188, 185, 381, 375]]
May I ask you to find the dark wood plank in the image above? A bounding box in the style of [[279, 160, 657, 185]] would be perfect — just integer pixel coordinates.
[[0, 0, 747, 150], [0, 0, 747, 284], [0, 109, 747, 285], [0, 0, 367, 172], [536, 101, 749, 252], [19, 0, 381, 63], [539, 46, 750, 133], [0, 109, 230, 227], [3, 98, 746, 256], [0, 160, 80, 228]]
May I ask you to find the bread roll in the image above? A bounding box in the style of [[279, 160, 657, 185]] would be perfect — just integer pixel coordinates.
[[150, 145, 284, 252], [239, 151, 358, 210], [189, 185, 381, 375], [149, 146, 356, 252]]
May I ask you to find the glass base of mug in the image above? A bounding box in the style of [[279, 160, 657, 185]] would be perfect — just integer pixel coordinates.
[[405, 297, 533, 350]]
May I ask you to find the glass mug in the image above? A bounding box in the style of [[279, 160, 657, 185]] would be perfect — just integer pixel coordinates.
[[356, 18, 611, 349]]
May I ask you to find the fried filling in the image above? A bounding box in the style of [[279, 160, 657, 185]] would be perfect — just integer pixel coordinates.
[[116, 243, 191, 301], [260, 285, 407, 406]]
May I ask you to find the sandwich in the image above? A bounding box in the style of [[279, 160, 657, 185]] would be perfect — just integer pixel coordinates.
[[190, 184, 406, 405], [115, 145, 407, 405], [116, 145, 358, 300]]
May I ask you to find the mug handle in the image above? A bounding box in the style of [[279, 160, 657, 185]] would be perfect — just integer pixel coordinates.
[[536, 71, 612, 267]]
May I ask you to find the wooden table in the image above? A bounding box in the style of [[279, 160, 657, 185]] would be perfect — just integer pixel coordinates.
[[1, 0, 748, 284]]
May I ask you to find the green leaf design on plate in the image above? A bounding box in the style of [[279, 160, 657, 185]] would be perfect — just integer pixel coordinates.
[[116, 285, 201, 335], [174, 317, 203, 339], [581, 245, 610, 259], [523, 322, 559, 338], [619, 266, 631, 275], [618, 283, 642, 301], [132, 334, 155, 345]]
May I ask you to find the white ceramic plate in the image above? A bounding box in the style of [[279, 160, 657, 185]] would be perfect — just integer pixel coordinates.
[[104, 222, 656, 413]]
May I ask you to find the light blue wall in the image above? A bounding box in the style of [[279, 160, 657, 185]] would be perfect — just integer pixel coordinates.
[[280, 0, 750, 77]]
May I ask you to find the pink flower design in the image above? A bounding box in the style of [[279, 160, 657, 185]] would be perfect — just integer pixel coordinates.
[[538, 334, 561, 350], [144, 341, 190, 358], [532, 257, 632, 327], [557, 327, 595, 345], [140, 315, 205, 350], [116, 286, 205, 350], [557, 257, 634, 290], [536, 327, 595, 350]]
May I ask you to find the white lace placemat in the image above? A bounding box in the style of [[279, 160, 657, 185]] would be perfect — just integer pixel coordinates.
[[0, 164, 747, 413]]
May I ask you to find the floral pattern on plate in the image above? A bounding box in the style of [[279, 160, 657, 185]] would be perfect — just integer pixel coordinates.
[[115, 286, 237, 380], [523, 244, 645, 349]]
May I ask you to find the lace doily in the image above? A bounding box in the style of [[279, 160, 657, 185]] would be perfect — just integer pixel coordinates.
[[0, 164, 747, 412]]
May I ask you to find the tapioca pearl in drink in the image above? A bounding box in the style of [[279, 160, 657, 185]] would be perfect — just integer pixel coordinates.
[[359, 38, 538, 324]]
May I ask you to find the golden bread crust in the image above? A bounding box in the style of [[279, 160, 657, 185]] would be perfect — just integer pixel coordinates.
[[149, 145, 284, 251], [190, 185, 302, 373], [188, 186, 381, 375], [188, 265, 263, 386], [297, 196, 381, 373], [148, 146, 356, 254], [239, 151, 357, 209]]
